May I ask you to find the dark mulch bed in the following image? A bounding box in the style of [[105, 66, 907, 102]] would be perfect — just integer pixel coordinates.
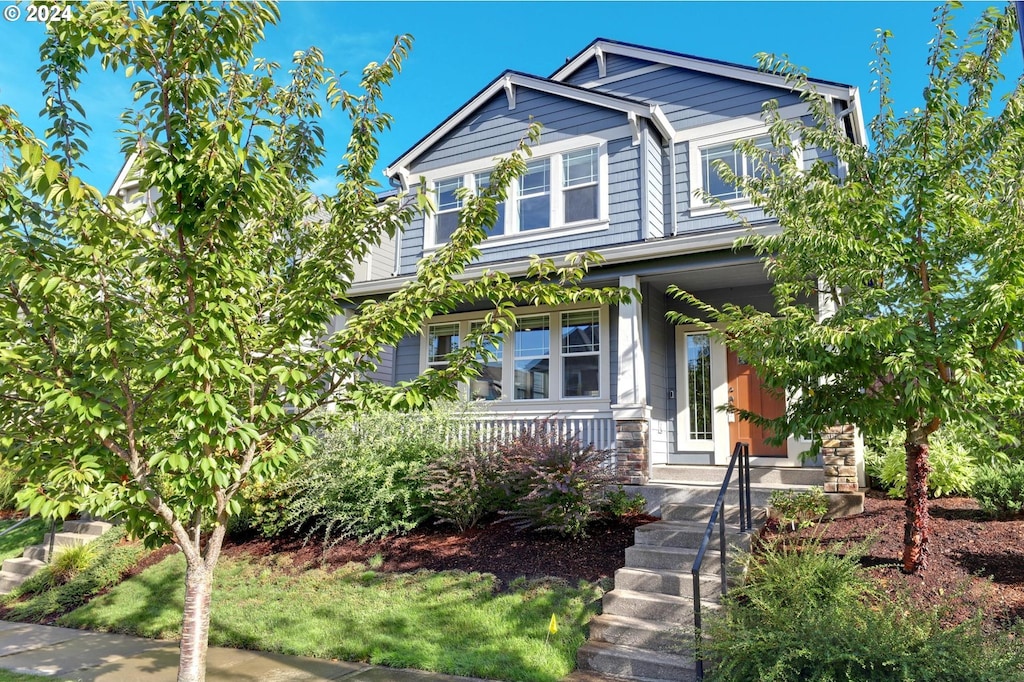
[[222, 514, 657, 586], [785, 491, 1024, 630]]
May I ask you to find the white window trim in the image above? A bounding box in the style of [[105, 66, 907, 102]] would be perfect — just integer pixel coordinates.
[[420, 133, 618, 250], [418, 304, 611, 407]]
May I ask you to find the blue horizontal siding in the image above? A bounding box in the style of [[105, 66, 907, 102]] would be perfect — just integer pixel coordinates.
[[411, 90, 626, 174], [394, 334, 420, 383], [563, 53, 657, 86]]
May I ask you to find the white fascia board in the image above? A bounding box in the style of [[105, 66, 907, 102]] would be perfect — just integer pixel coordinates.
[[107, 151, 140, 197], [552, 41, 856, 101], [345, 223, 778, 299], [384, 73, 656, 179]]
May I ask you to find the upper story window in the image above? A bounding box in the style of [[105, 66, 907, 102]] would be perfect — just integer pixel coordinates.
[[434, 177, 463, 243], [563, 147, 599, 223], [474, 171, 505, 238], [424, 140, 608, 249], [700, 137, 775, 202]]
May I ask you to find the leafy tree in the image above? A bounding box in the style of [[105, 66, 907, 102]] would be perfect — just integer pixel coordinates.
[[670, 2, 1024, 574], [0, 3, 630, 681]]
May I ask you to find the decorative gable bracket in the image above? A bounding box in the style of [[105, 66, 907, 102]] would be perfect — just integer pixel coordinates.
[[503, 76, 516, 110]]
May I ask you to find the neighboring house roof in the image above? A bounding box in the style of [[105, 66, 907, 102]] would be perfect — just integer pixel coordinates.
[[108, 151, 140, 197], [383, 69, 676, 184]]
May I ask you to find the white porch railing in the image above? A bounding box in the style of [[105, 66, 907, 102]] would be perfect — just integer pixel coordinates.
[[451, 413, 617, 454]]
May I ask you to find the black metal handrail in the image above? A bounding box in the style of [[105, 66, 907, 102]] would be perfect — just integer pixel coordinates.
[[691, 441, 752, 682], [0, 516, 35, 539]]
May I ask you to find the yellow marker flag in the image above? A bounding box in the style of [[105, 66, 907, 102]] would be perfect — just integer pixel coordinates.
[[548, 614, 559, 635]]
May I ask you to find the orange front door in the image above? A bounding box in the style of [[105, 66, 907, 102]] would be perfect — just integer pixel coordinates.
[[726, 349, 788, 457]]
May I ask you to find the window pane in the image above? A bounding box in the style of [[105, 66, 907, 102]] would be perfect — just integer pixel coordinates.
[[702, 144, 742, 201], [519, 194, 550, 231], [515, 315, 549, 357], [686, 334, 713, 440], [428, 323, 460, 365], [435, 211, 459, 243], [520, 159, 550, 193], [475, 171, 505, 237], [515, 358, 549, 399], [436, 177, 462, 211], [564, 184, 598, 223], [750, 138, 780, 179], [470, 322, 502, 401], [562, 310, 599, 353], [563, 148, 598, 186], [563, 355, 600, 398]]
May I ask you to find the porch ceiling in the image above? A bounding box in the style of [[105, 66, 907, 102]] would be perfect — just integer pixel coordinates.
[[639, 260, 769, 293]]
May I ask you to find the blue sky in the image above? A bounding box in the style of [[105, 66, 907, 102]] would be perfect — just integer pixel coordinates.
[[1, 1, 1020, 193]]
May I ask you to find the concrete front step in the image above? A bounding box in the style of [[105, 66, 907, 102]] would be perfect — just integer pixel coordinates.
[[0, 572, 27, 593], [660, 484, 777, 509], [634, 519, 753, 553], [625, 543, 740, 573], [661, 502, 744, 525], [577, 641, 696, 682], [602, 589, 718, 625], [614, 567, 729, 599], [587, 614, 695, 653], [0, 557, 45, 577], [41, 532, 99, 550], [61, 520, 113, 536], [651, 464, 824, 488]]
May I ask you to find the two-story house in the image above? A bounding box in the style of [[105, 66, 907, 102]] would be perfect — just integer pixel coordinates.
[[352, 39, 868, 489]]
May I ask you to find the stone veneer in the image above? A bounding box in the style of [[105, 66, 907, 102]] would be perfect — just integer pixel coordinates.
[[821, 424, 858, 493], [615, 418, 649, 485]]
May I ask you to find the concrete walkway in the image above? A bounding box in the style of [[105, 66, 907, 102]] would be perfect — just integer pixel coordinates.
[[0, 620, 498, 681]]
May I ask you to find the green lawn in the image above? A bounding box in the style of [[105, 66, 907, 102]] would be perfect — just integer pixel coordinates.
[[62, 553, 603, 682], [0, 671, 70, 682], [0, 519, 45, 562]]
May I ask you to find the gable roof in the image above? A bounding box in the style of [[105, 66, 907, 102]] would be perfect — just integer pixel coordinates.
[[383, 70, 676, 183], [551, 38, 857, 99]]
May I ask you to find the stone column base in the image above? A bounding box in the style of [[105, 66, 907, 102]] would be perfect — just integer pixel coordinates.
[[612, 404, 650, 485], [821, 424, 858, 493]]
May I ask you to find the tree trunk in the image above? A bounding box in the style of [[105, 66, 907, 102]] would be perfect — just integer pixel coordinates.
[[902, 438, 931, 573], [177, 561, 214, 682]]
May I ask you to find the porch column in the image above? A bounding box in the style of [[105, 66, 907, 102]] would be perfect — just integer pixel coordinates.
[[613, 275, 650, 484], [821, 425, 863, 492]]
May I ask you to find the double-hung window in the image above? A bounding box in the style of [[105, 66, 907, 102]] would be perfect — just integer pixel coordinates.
[[514, 315, 550, 399], [699, 136, 777, 202], [561, 310, 600, 397], [469, 321, 503, 400], [427, 323, 460, 371], [474, 171, 505, 238], [518, 159, 551, 232], [562, 147, 599, 223], [434, 177, 463, 243]]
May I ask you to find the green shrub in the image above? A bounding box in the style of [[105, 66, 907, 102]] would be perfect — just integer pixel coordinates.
[[865, 423, 983, 498], [284, 404, 464, 543], [602, 485, 647, 518], [768, 488, 828, 530], [230, 476, 293, 539], [500, 426, 617, 539], [46, 543, 97, 586], [423, 443, 509, 532], [0, 460, 22, 511], [704, 541, 1024, 681], [973, 461, 1024, 519], [4, 527, 148, 621]]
